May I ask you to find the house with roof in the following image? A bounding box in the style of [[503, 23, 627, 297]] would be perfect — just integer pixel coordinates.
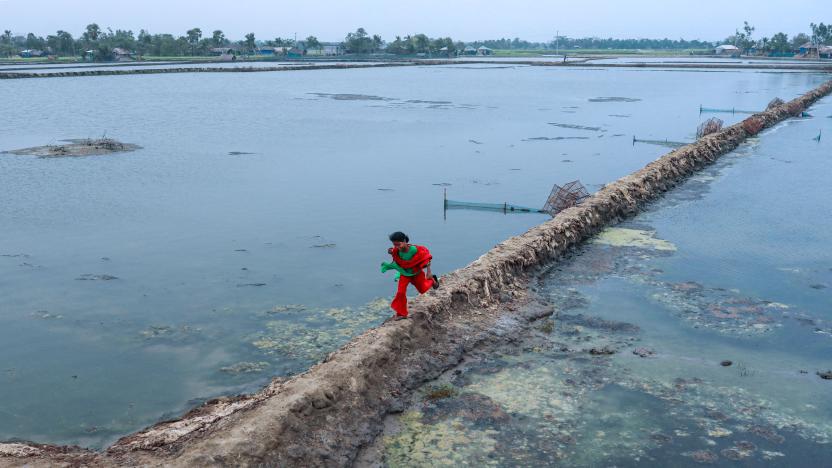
[[461, 46, 477, 56], [477, 46, 494, 56], [18, 49, 45, 58], [304, 42, 344, 56], [112, 48, 135, 61], [714, 44, 740, 56]]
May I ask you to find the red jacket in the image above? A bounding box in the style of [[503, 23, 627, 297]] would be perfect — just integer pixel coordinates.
[[389, 245, 432, 272]]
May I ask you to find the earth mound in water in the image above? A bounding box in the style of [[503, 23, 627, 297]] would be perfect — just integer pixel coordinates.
[[3, 138, 141, 158]]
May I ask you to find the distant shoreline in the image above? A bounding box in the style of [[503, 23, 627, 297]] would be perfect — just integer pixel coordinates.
[[2, 58, 831, 80]]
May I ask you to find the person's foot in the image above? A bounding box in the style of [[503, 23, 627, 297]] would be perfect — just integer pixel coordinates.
[[392, 314, 408, 321], [431, 275, 440, 289]]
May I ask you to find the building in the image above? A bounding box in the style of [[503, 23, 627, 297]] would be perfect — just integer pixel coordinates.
[[820, 45, 832, 58], [462, 46, 477, 56], [112, 48, 135, 61], [18, 49, 45, 58], [476, 46, 493, 56], [714, 44, 740, 56], [210, 47, 237, 61], [304, 42, 343, 56]]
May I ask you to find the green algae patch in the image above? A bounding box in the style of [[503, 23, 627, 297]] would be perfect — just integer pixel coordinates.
[[250, 297, 390, 363], [465, 365, 584, 417], [591, 228, 677, 251], [383, 411, 499, 467]]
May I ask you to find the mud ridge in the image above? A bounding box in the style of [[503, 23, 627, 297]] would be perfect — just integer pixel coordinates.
[[0, 62, 413, 79], [1, 80, 830, 467]]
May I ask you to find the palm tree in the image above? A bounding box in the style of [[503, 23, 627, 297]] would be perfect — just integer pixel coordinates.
[[186, 28, 202, 55]]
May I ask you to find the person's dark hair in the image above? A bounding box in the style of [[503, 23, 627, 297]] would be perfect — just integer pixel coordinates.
[[389, 231, 409, 243]]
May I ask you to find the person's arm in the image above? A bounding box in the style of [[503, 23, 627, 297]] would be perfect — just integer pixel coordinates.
[[425, 262, 432, 278]]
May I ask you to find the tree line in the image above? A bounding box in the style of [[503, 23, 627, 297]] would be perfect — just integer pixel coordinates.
[[1, 22, 829, 60], [723, 21, 831, 54]]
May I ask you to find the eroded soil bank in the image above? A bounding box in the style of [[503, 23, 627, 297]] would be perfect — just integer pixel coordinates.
[[1, 79, 830, 467], [3, 138, 140, 158]]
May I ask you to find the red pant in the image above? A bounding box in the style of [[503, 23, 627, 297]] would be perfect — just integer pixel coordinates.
[[391, 270, 434, 317]]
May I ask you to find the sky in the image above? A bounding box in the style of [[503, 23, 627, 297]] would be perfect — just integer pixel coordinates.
[[1, 0, 825, 42]]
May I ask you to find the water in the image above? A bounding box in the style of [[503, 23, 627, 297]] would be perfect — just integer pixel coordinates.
[[0, 65, 827, 448], [380, 95, 832, 466]]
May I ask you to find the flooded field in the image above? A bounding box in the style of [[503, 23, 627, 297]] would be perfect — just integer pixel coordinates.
[[0, 64, 828, 449], [374, 95, 832, 466]]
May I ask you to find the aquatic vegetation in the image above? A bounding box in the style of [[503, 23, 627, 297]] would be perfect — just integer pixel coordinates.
[[384, 412, 499, 467], [423, 384, 458, 401], [589, 97, 642, 102], [548, 122, 605, 132], [139, 324, 202, 341], [591, 228, 677, 251], [219, 361, 270, 375], [309, 92, 392, 101], [650, 283, 783, 336], [76, 274, 119, 281], [264, 304, 304, 315], [250, 298, 390, 364]]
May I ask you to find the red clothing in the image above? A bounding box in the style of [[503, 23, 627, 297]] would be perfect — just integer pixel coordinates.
[[391, 269, 435, 317], [389, 245, 432, 273], [389, 245, 434, 317]]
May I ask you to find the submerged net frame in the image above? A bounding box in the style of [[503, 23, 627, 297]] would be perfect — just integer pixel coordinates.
[[700, 104, 810, 118], [443, 199, 540, 213], [632, 136, 688, 149], [541, 180, 590, 216]]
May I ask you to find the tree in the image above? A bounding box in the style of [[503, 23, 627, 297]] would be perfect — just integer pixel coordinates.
[[305, 35, 321, 53], [791, 33, 810, 49], [186, 28, 202, 55], [137, 29, 152, 55], [83, 23, 101, 42], [372, 34, 383, 52], [211, 30, 226, 47], [732, 21, 755, 53], [344, 27, 373, 53], [810, 22, 830, 45], [244, 32, 256, 53], [25, 33, 45, 50], [769, 32, 790, 53], [412, 34, 429, 53], [1, 30, 14, 57]]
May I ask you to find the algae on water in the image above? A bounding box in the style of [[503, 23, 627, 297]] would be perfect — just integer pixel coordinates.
[[591, 228, 677, 251]]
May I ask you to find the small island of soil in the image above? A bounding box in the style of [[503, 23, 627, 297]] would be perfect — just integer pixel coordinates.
[[3, 138, 141, 158]]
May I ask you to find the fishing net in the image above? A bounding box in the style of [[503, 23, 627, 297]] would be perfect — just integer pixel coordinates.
[[766, 97, 785, 110], [696, 118, 724, 139], [542, 180, 590, 216], [632, 137, 687, 149], [443, 199, 539, 213]]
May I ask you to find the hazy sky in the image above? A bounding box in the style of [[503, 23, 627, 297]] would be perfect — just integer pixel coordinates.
[[2, 0, 825, 42]]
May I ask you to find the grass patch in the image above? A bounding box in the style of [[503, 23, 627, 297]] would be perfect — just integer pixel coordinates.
[[422, 383, 458, 401]]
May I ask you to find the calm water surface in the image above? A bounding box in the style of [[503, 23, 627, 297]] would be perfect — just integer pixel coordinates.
[[0, 65, 828, 448]]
